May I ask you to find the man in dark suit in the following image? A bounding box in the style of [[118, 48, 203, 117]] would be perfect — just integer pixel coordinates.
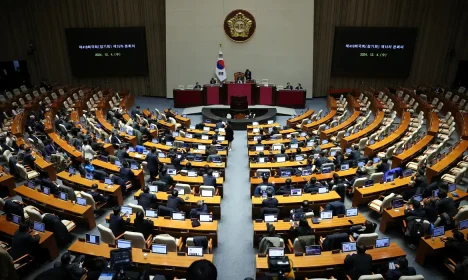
[[115, 146, 130, 162], [203, 169, 216, 187], [22, 147, 36, 167], [304, 177, 324, 193], [285, 82, 293, 90], [145, 147, 160, 182], [315, 151, 331, 169], [276, 179, 294, 195], [210, 78, 217, 84], [194, 82, 202, 89], [140, 123, 152, 140], [347, 145, 361, 162], [138, 186, 157, 210], [295, 83, 303, 90], [131, 105, 142, 118], [4, 199, 26, 221], [158, 168, 175, 191], [262, 190, 279, 208], [254, 176, 275, 195], [436, 189, 457, 217], [386, 257, 417, 280], [11, 222, 40, 259], [191, 200, 209, 219], [109, 206, 129, 237], [344, 244, 373, 280], [377, 157, 390, 173], [167, 189, 184, 210], [404, 199, 425, 218], [245, 69, 252, 81], [88, 184, 108, 204], [119, 161, 135, 186], [110, 131, 122, 146]]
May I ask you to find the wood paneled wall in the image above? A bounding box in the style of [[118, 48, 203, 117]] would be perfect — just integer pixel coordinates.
[[313, 0, 468, 97], [0, 0, 166, 97]]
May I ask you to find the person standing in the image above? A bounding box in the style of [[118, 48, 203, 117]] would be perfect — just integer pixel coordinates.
[[225, 122, 234, 151], [145, 147, 160, 182]]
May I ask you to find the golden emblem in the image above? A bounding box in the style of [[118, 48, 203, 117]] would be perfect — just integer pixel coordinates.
[[224, 10, 256, 42]]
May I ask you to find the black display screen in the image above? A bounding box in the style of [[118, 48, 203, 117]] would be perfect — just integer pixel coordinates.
[[331, 27, 417, 78], [65, 27, 149, 77]]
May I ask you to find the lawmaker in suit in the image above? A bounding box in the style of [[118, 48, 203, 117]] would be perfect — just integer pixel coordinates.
[[119, 161, 136, 188], [194, 82, 202, 89], [145, 147, 160, 182], [245, 69, 252, 81], [11, 222, 40, 260], [285, 82, 293, 90], [203, 169, 217, 187], [138, 186, 158, 210], [111, 131, 122, 146], [347, 145, 361, 161], [344, 245, 373, 280], [134, 211, 154, 239], [210, 78, 217, 84], [386, 257, 417, 280], [295, 83, 303, 90], [22, 147, 36, 167], [109, 206, 129, 237], [262, 190, 279, 208]]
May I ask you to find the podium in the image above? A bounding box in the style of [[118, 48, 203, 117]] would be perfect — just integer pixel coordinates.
[[173, 89, 204, 108], [257, 84, 274, 105], [275, 89, 306, 108], [205, 84, 221, 105], [226, 82, 253, 105]]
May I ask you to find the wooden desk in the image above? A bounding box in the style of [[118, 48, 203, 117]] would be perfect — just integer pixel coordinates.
[[415, 229, 468, 266], [427, 112, 440, 136], [129, 153, 226, 170], [164, 109, 191, 127], [91, 159, 145, 188], [188, 129, 225, 136], [105, 214, 218, 246], [302, 110, 337, 132], [247, 137, 306, 146], [250, 161, 308, 170], [16, 138, 56, 180], [391, 135, 434, 168], [15, 185, 96, 228], [287, 110, 314, 127], [142, 109, 176, 132], [341, 111, 384, 149], [57, 171, 123, 206], [0, 166, 16, 197], [379, 189, 467, 233], [70, 111, 114, 155], [68, 240, 212, 277], [426, 140, 468, 182], [352, 177, 412, 207], [252, 192, 341, 217], [11, 112, 26, 137], [256, 243, 405, 278], [48, 132, 83, 161], [252, 214, 366, 247], [365, 112, 410, 157], [175, 136, 228, 146], [247, 123, 280, 130], [96, 110, 137, 146], [134, 190, 221, 220], [248, 143, 336, 158], [247, 128, 295, 138], [320, 111, 360, 141], [0, 216, 59, 260]]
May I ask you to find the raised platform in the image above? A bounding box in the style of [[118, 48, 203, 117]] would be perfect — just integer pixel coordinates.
[[202, 107, 277, 130], [182, 105, 296, 116]]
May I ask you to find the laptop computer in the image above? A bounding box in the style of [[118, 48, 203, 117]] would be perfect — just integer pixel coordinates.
[[145, 210, 157, 218], [27, 181, 35, 189], [392, 199, 404, 208], [305, 245, 321, 256], [346, 208, 358, 217], [433, 226, 445, 237], [85, 234, 100, 245], [105, 178, 113, 185], [117, 240, 132, 249], [187, 246, 204, 257], [342, 242, 357, 252], [43, 186, 50, 195], [290, 143, 298, 149], [33, 221, 45, 232], [198, 145, 206, 150], [131, 163, 139, 170], [341, 164, 350, 171], [85, 173, 93, 180], [375, 237, 390, 248], [188, 171, 198, 177], [255, 146, 264, 151], [280, 170, 291, 177], [201, 190, 213, 197], [268, 247, 284, 258], [295, 155, 304, 161], [172, 212, 185, 221], [77, 197, 87, 206], [121, 206, 132, 216], [69, 167, 75, 175], [373, 157, 381, 163], [302, 169, 312, 176], [433, 189, 439, 197], [322, 167, 331, 174], [276, 157, 286, 163], [290, 189, 302, 196], [11, 214, 21, 225], [412, 195, 422, 202], [167, 169, 177, 175], [264, 214, 278, 222], [318, 187, 329, 194], [115, 160, 121, 167], [59, 192, 68, 201], [151, 244, 167, 254], [320, 211, 333, 219], [200, 214, 213, 222], [459, 219, 468, 230]]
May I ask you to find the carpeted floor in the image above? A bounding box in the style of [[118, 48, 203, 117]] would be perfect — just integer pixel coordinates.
[[17, 96, 457, 280]]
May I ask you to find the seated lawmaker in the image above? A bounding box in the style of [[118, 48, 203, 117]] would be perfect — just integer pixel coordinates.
[[203, 169, 217, 187], [11, 222, 40, 259], [344, 244, 373, 280], [134, 211, 154, 239], [436, 189, 457, 217], [138, 186, 158, 210], [109, 206, 130, 237], [87, 183, 108, 204], [167, 189, 184, 211], [254, 176, 275, 195], [194, 82, 202, 89], [276, 179, 294, 195], [404, 199, 425, 218], [441, 230, 468, 261], [285, 82, 293, 90], [386, 257, 416, 280], [261, 190, 278, 208], [295, 83, 303, 90], [191, 200, 209, 219], [290, 218, 313, 238], [158, 168, 175, 191]]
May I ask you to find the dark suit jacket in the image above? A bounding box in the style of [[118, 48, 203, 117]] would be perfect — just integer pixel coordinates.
[[436, 197, 457, 217], [262, 197, 279, 208], [134, 218, 154, 239], [119, 167, 135, 182], [11, 230, 40, 259], [344, 253, 373, 280], [23, 152, 36, 167], [145, 153, 160, 173], [203, 175, 216, 187], [111, 135, 122, 145], [109, 214, 128, 237], [4, 200, 25, 221], [159, 174, 174, 189], [45, 144, 56, 156], [167, 196, 185, 210], [348, 150, 361, 161], [138, 192, 157, 210], [42, 213, 71, 246]]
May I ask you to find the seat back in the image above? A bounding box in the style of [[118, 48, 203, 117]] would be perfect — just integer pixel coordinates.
[[380, 193, 396, 212], [199, 185, 216, 196], [124, 232, 146, 249], [25, 208, 43, 223], [454, 206, 468, 226], [369, 172, 384, 183], [80, 191, 96, 211], [153, 234, 178, 252], [128, 203, 145, 215], [168, 117, 177, 125], [358, 137, 368, 150], [98, 224, 116, 244], [356, 233, 378, 247], [352, 177, 367, 189], [175, 183, 191, 194], [399, 275, 424, 280], [357, 275, 384, 280], [16, 164, 28, 180]]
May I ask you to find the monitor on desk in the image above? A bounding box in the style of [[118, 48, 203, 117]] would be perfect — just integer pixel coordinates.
[[392, 199, 404, 209], [172, 131, 179, 137], [386, 175, 394, 183], [290, 143, 298, 149], [85, 173, 94, 180], [115, 160, 121, 167], [358, 161, 365, 167], [290, 189, 302, 196], [276, 157, 286, 163], [307, 141, 314, 147], [412, 195, 422, 202], [149, 185, 158, 193], [59, 192, 68, 201], [117, 240, 132, 249], [86, 234, 100, 245], [320, 211, 333, 219], [302, 169, 312, 176], [459, 219, 468, 230], [27, 181, 35, 189], [433, 226, 444, 237], [201, 135, 209, 140], [322, 167, 331, 174], [212, 171, 220, 178], [121, 206, 132, 216], [174, 187, 185, 195], [200, 214, 213, 222], [43, 187, 50, 195], [373, 157, 381, 163], [280, 170, 291, 178], [69, 167, 75, 175], [100, 155, 109, 162], [341, 164, 350, 171], [203, 126, 210, 131], [448, 184, 456, 192], [172, 212, 185, 221], [345, 148, 352, 154], [375, 237, 390, 248], [268, 247, 284, 258], [364, 180, 374, 187], [322, 140, 328, 144], [295, 155, 304, 161], [268, 120, 274, 124], [186, 133, 193, 138], [201, 190, 213, 197], [218, 136, 225, 141], [187, 246, 204, 257], [305, 245, 321, 256], [253, 128, 260, 133], [255, 146, 264, 152], [77, 197, 87, 206], [105, 178, 113, 185], [33, 221, 45, 232], [158, 152, 166, 158], [166, 142, 173, 146], [264, 214, 278, 223], [167, 169, 177, 175], [190, 125, 196, 130], [318, 187, 329, 194], [152, 139, 158, 143], [433, 189, 439, 197], [151, 244, 167, 254], [128, 147, 135, 152], [188, 171, 198, 177], [131, 163, 139, 170], [342, 242, 357, 252], [330, 151, 336, 157], [198, 145, 206, 150], [110, 248, 132, 269], [11, 214, 21, 225], [403, 169, 413, 177], [346, 208, 358, 217], [145, 210, 157, 218]]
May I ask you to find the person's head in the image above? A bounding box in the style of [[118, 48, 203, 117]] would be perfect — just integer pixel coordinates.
[[211, 140, 217, 145], [19, 222, 29, 232], [172, 189, 179, 197], [144, 186, 149, 193], [291, 134, 296, 139], [287, 82, 290, 85], [91, 183, 98, 191], [302, 200, 309, 209], [357, 244, 366, 254], [19, 144, 24, 150], [135, 210, 144, 221], [364, 220, 374, 229], [120, 145, 126, 151], [151, 147, 156, 154], [207, 169, 213, 176], [333, 173, 340, 181], [381, 157, 388, 164], [83, 140, 89, 146], [258, 151, 264, 157], [161, 168, 167, 175], [397, 257, 409, 269], [266, 223, 276, 236], [410, 199, 421, 209], [320, 151, 326, 158], [196, 82, 199, 85], [186, 259, 217, 280], [354, 145, 359, 151], [186, 162, 192, 169], [309, 177, 317, 184], [262, 175, 269, 183], [257, 138, 262, 144], [298, 83, 302, 87], [453, 230, 465, 242], [438, 189, 448, 199], [197, 200, 204, 209], [266, 189, 273, 198], [281, 148, 285, 154], [298, 219, 309, 228], [285, 178, 292, 185], [297, 148, 302, 153], [367, 160, 373, 166], [113, 206, 121, 215], [123, 161, 129, 168], [61, 252, 72, 265]]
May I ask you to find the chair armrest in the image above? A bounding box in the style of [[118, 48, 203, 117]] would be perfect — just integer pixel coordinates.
[[177, 237, 183, 252], [447, 258, 457, 266], [320, 206, 324, 212], [349, 235, 355, 242], [346, 275, 352, 280], [145, 234, 153, 248], [208, 238, 213, 254], [115, 233, 125, 240], [319, 236, 325, 249], [287, 239, 294, 253], [379, 195, 385, 199]]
